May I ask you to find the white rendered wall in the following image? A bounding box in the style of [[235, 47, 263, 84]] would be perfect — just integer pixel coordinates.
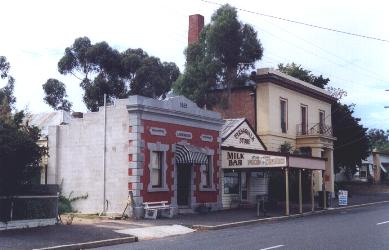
[[48, 100, 129, 214], [256, 82, 332, 151]]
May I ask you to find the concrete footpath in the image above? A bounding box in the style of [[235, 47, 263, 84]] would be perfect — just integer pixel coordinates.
[[1, 192, 389, 250]]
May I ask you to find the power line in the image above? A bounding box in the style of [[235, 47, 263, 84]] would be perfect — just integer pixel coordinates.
[[200, 0, 389, 44], [253, 15, 389, 83]]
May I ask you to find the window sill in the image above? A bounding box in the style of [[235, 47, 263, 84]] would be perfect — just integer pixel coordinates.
[[147, 187, 169, 192]]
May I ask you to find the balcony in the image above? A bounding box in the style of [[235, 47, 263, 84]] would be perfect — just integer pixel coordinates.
[[296, 123, 333, 137]]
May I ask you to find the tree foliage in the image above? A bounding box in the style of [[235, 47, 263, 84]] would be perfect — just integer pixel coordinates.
[[332, 103, 370, 175], [49, 37, 180, 111], [174, 4, 263, 108], [0, 56, 16, 112], [0, 57, 45, 195], [278, 63, 330, 89], [368, 128, 389, 152], [278, 62, 370, 174], [42, 78, 72, 111]]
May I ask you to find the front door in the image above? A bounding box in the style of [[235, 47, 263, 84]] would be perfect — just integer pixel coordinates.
[[177, 165, 191, 206], [241, 171, 248, 201]]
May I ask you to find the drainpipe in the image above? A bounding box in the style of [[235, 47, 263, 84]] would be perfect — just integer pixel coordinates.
[[100, 94, 107, 215], [253, 85, 257, 132]]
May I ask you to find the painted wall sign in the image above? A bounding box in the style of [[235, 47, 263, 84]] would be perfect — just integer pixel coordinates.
[[176, 131, 192, 139], [201, 134, 213, 142], [234, 127, 255, 145], [222, 151, 287, 169], [222, 121, 265, 150], [149, 127, 167, 136]]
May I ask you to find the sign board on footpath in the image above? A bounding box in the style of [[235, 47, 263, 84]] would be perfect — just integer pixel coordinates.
[[338, 190, 348, 206]]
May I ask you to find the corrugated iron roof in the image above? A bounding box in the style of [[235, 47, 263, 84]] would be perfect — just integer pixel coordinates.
[[221, 118, 245, 139], [25, 111, 71, 136]]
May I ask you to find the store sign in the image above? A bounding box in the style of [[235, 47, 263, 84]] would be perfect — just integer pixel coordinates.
[[149, 127, 167, 136], [176, 131, 192, 139], [222, 151, 287, 169], [201, 134, 213, 142], [234, 127, 255, 145], [222, 121, 265, 150]]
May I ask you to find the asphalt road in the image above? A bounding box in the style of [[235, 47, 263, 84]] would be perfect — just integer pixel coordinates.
[[97, 203, 389, 250]]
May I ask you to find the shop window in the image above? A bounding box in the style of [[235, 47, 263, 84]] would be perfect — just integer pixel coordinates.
[[203, 156, 212, 188], [280, 98, 288, 133], [151, 151, 163, 188], [224, 172, 239, 194]]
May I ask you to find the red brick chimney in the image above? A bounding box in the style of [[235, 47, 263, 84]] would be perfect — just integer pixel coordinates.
[[188, 14, 204, 45]]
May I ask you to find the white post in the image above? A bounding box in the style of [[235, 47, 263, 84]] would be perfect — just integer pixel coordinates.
[[299, 169, 302, 214], [311, 170, 315, 212], [101, 94, 107, 215], [285, 168, 289, 216]]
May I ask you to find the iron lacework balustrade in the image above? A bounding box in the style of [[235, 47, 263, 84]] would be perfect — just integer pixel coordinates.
[[296, 123, 333, 137]]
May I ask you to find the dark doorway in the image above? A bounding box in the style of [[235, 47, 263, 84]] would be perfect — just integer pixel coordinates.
[[177, 165, 191, 206]]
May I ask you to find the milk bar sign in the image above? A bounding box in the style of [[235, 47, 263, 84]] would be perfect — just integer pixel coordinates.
[[222, 151, 287, 168]]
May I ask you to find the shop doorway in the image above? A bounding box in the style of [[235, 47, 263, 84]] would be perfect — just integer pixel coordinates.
[[240, 171, 248, 201], [177, 165, 191, 206]]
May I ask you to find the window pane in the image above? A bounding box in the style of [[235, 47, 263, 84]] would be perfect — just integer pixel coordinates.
[[203, 156, 211, 188], [224, 172, 239, 194], [151, 151, 162, 187], [319, 111, 325, 134], [280, 100, 287, 133], [301, 106, 307, 134]]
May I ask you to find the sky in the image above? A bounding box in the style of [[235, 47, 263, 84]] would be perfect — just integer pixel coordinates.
[[1, 0, 388, 129]]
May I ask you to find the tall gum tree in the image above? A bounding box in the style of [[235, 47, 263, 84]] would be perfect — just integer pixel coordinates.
[[0, 56, 45, 196], [174, 4, 263, 108], [46, 37, 180, 111]]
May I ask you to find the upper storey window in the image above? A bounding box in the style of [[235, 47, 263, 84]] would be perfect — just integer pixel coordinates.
[[280, 98, 288, 133]]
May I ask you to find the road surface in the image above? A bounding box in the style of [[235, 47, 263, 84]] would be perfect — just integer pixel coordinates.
[[97, 202, 389, 250]]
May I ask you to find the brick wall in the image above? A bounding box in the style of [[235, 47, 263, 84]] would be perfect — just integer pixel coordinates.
[[138, 119, 220, 204], [212, 88, 256, 130]]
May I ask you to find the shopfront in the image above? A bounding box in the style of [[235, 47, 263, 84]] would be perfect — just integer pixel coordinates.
[[221, 148, 288, 208], [221, 118, 327, 214]]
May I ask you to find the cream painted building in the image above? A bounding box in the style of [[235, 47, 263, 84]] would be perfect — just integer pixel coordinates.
[[215, 68, 337, 194], [255, 68, 337, 193]]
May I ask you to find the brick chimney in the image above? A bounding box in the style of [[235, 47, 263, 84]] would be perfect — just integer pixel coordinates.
[[188, 14, 204, 45]]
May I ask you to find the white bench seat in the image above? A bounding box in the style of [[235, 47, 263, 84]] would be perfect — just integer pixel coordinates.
[[143, 201, 174, 219]]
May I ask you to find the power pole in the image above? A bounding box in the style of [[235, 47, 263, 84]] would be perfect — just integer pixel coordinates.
[[385, 90, 389, 109]]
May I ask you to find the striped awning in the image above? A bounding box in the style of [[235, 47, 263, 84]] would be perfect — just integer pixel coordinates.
[[175, 144, 208, 165]]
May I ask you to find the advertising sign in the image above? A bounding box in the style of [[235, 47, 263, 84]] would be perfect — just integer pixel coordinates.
[[338, 190, 348, 206], [222, 151, 287, 169]]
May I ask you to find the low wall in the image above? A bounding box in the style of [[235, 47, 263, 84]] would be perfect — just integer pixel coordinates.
[[0, 185, 59, 230]]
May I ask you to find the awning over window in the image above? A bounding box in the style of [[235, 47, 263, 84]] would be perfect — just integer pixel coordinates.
[[175, 144, 208, 165]]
